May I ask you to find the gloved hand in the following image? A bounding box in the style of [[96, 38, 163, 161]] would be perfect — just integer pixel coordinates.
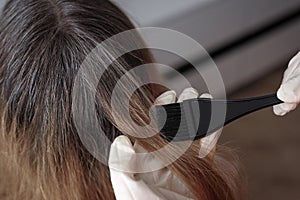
[[274, 51, 300, 116], [108, 88, 222, 200]]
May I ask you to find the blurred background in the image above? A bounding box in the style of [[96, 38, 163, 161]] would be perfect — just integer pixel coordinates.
[[113, 0, 300, 199]]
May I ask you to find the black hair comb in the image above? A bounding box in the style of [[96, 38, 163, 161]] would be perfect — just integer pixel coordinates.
[[155, 93, 283, 141]]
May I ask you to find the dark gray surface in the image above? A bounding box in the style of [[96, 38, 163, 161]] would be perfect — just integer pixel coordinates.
[[115, 0, 300, 96], [0, 0, 5, 13]]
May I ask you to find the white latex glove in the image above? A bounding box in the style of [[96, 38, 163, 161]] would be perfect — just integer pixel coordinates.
[[109, 88, 221, 200], [274, 51, 300, 116]]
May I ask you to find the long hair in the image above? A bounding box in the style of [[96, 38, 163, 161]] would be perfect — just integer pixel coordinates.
[[0, 0, 244, 199]]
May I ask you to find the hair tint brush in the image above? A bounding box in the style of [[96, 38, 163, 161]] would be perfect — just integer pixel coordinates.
[[155, 93, 283, 141]]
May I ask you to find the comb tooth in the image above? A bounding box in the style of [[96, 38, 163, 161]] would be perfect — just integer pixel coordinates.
[[156, 99, 215, 141], [156, 103, 196, 141], [155, 104, 182, 141]]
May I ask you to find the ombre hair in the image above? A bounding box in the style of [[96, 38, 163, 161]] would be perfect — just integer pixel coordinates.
[[0, 0, 244, 199]]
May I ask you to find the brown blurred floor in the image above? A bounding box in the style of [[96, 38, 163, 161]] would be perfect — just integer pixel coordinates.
[[220, 68, 300, 200]]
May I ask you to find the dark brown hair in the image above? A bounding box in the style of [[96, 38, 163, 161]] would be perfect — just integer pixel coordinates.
[[0, 0, 243, 199]]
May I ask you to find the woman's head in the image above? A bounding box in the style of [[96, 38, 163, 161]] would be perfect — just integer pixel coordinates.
[[0, 0, 154, 199], [0, 0, 243, 199]]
